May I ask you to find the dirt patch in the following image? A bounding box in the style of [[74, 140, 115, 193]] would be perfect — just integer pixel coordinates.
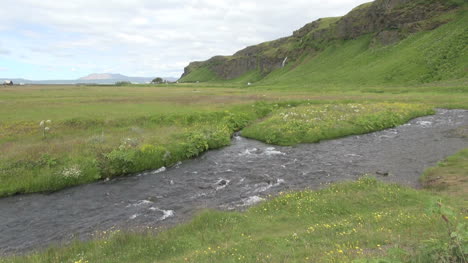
[[422, 175, 468, 196]]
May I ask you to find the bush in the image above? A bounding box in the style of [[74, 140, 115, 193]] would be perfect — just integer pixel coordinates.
[[115, 81, 131, 86]]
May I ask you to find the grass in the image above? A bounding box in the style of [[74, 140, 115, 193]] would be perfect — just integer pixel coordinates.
[[2, 172, 466, 262], [260, 9, 468, 87], [179, 66, 220, 83], [0, 82, 467, 197], [420, 148, 468, 200], [242, 102, 434, 145], [1, 83, 466, 262], [1, 1, 467, 262], [0, 92, 274, 195]]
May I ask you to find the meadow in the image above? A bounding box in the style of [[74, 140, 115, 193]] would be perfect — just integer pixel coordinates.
[[1, 83, 467, 196], [0, 82, 467, 262], [242, 102, 434, 145], [1, 1, 467, 262]]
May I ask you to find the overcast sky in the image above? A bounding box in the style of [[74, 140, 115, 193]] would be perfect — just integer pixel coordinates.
[[0, 0, 371, 80]]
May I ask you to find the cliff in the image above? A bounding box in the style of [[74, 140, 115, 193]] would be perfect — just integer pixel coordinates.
[[179, 0, 466, 84]]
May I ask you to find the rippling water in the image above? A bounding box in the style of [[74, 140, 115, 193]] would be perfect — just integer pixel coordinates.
[[0, 109, 467, 255]]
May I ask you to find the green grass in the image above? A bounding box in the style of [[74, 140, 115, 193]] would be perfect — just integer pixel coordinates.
[[0, 98, 275, 196], [0, 82, 467, 197], [420, 148, 468, 199], [242, 102, 434, 145], [4, 147, 467, 262], [1, 1, 467, 262], [3, 175, 466, 263], [179, 66, 220, 82], [1, 4, 467, 197], [259, 8, 468, 88]]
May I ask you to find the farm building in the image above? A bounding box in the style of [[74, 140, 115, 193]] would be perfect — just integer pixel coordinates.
[[3, 80, 13, 85]]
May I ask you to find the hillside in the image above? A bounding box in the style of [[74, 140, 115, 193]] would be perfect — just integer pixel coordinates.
[[179, 0, 468, 87]]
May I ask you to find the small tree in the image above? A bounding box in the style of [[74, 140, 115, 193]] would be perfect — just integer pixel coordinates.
[[152, 77, 163, 84]]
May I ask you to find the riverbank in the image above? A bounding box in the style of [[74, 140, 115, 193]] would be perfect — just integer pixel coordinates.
[[2, 146, 466, 262], [0, 110, 466, 261], [2, 83, 466, 197]]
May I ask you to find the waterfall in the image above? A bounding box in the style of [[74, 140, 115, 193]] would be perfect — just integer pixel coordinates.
[[281, 57, 288, 68]]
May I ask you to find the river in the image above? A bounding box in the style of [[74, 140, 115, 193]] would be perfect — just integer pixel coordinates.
[[0, 109, 467, 255]]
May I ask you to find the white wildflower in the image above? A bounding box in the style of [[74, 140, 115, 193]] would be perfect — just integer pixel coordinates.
[[120, 137, 139, 149], [39, 120, 45, 127], [62, 165, 81, 178]]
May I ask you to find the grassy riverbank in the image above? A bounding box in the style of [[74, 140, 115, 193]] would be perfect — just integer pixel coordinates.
[[242, 102, 434, 145], [1, 84, 467, 197], [2, 147, 466, 263]]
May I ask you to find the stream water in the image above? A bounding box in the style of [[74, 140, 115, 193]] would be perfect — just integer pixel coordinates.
[[0, 109, 467, 255]]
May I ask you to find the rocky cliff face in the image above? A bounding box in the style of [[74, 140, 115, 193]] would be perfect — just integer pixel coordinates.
[[180, 0, 461, 82]]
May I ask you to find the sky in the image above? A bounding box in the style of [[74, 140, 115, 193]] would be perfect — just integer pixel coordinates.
[[0, 0, 371, 80]]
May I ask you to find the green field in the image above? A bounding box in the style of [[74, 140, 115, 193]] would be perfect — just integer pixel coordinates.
[[1, 83, 467, 197], [1, 1, 468, 261]]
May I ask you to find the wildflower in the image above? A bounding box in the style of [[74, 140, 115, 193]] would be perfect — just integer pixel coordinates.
[[62, 165, 82, 178], [39, 119, 52, 138]]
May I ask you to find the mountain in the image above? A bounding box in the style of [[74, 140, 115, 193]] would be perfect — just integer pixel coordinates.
[[0, 74, 178, 85], [180, 0, 468, 86], [76, 73, 154, 84], [78, 73, 128, 80]]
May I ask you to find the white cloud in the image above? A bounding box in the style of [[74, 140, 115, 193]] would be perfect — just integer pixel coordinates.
[[0, 0, 371, 78]]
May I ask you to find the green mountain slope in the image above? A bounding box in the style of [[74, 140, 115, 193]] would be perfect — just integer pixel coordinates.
[[179, 0, 467, 87], [261, 12, 468, 88]]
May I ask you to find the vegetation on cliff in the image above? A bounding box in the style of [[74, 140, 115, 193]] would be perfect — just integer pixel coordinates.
[[180, 0, 467, 87]]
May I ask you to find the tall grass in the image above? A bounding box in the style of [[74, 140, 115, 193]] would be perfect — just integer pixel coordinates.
[[242, 102, 434, 145], [0, 102, 278, 196]]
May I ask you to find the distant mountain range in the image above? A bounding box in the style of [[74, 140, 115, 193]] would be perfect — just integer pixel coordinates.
[[1, 73, 178, 84]]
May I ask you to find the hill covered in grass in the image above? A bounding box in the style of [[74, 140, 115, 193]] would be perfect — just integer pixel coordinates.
[[179, 0, 467, 87]]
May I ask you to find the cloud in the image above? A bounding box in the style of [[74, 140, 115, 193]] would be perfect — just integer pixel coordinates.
[[0, 0, 370, 79], [0, 48, 10, 55]]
